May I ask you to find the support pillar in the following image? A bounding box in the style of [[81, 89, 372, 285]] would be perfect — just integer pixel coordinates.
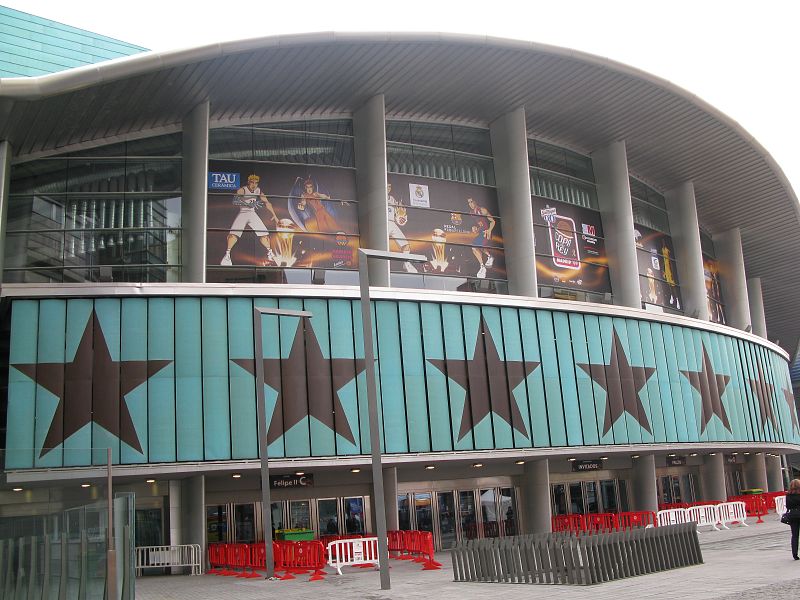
[[180, 475, 206, 548], [699, 453, 727, 501], [713, 228, 750, 331], [747, 278, 767, 338], [743, 453, 768, 491], [592, 141, 640, 309], [521, 459, 551, 534], [766, 454, 784, 492], [0, 141, 11, 275], [382, 467, 399, 531], [666, 182, 708, 321], [631, 454, 657, 512], [353, 94, 390, 286], [489, 108, 537, 297], [181, 101, 210, 283]]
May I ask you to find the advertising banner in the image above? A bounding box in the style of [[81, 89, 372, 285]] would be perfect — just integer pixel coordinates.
[[634, 224, 682, 311], [531, 197, 611, 294], [704, 254, 726, 324], [387, 174, 506, 280], [207, 160, 358, 270]]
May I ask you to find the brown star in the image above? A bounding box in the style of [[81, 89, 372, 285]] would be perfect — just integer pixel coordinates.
[[12, 311, 171, 457], [784, 388, 799, 432], [233, 321, 364, 445], [577, 328, 655, 435], [427, 316, 539, 441], [750, 364, 778, 432], [680, 344, 731, 434]]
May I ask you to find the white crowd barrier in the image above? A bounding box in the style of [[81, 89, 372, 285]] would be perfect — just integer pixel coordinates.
[[657, 508, 689, 527], [775, 495, 787, 517], [686, 505, 720, 531], [327, 537, 379, 575], [716, 501, 749, 529], [135, 544, 203, 575]]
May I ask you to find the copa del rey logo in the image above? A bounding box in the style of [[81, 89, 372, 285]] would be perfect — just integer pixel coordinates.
[[208, 172, 240, 190]]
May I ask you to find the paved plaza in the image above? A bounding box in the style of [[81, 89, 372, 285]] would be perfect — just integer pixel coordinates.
[[137, 518, 800, 600]]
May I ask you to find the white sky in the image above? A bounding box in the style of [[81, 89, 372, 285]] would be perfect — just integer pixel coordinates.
[[5, 0, 799, 198]]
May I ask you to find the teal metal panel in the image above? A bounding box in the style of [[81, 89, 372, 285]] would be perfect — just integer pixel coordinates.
[[670, 325, 697, 442], [120, 298, 147, 464], [552, 312, 581, 446], [376, 301, 408, 453], [398, 302, 430, 453], [480, 307, 510, 449], [200, 298, 231, 460], [462, 305, 493, 450], [276, 298, 310, 458], [659, 325, 688, 442], [598, 317, 627, 444], [441, 303, 472, 450], [638, 321, 666, 443], [227, 298, 258, 459], [612, 318, 641, 444], [421, 302, 454, 451], [63, 299, 94, 467], [756, 343, 782, 441], [679, 327, 702, 441], [711, 332, 741, 441], [174, 298, 204, 461], [349, 299, 374, 453], [736, 339, 763, 442], [147, 298, 176, 462], [519, 309, 548, 447], [6, 300, 39, 468], [253, 297, 283, 458], [569, 313, 598, 446], [625, 318, 653, 443], [583, 315, 611, 444], [725, 336, 755, 440], [648, 323, 678, 442], [501, 307, 534, 448], [34, 300, 67, 468], [327, 298, 362, 455], [537, 310, 567, 446], [304, 299, 336, 457]]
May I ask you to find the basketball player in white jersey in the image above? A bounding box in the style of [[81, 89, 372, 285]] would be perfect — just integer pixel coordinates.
[[220, 174, 279, 266], [387, 183, 418, 273]]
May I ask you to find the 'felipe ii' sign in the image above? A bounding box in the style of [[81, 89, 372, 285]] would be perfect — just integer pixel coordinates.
[[269, 474, 314, 489]]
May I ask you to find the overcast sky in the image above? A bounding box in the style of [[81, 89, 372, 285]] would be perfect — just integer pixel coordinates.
[[5, 0, 798, 197]]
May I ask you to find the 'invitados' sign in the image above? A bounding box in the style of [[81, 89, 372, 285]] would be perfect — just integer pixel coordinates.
[[208, 171, 240, 190], [270, 474, 314, 488], [667, 456, 686, 466], [571, 460, 603, 472]]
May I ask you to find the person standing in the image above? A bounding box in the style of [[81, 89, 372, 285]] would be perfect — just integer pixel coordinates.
[[387, 183, 418, 273], [220, 174, 279, 266], [467, 197, 495, 278], [786, 478, 800, 560]]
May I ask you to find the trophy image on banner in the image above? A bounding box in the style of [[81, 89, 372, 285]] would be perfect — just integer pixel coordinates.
[[273, 218, 299, 267], [430, 228, 449, 272]]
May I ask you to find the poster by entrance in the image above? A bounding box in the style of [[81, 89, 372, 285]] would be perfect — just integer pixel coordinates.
[[386, 174, 506, 280], [531, 197, 611, 294], [634, 225, 682, 311], [207, 160, 359, 270], [704, 255, 726, 324]]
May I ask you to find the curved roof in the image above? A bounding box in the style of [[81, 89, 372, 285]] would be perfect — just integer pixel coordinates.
[[0, 32, 797, 355]]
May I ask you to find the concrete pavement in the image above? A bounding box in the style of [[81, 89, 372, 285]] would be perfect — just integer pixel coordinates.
[[137, 518, 800, 600]]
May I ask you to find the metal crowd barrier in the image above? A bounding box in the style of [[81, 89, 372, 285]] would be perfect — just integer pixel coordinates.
[[135, 544, 203, 575], [451, 522, 702, 586]]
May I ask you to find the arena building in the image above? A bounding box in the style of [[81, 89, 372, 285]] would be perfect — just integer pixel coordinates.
[[0, 32, 798, 552]]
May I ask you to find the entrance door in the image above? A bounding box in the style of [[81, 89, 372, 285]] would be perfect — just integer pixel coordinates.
[[499, 488, 517, 536], [458, 490, 478, 540], [318, 498, 339, 536], [479, 489, 500, 538], [135, 508, 163, 547], [414, 493, 433, 534], [206, 505, 228, 543], [436, 492, 457, 549], [233, 503, 256, 543], [288, 500, 311, 530], [343, 497, 365, 534]]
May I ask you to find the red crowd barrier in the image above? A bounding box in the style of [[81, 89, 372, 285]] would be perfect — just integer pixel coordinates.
[[617, 511, 656, 529], [728, 495, 768, 523], [210, 540, 327, 581], [552, 511, 659, 534], [385, 530, 441, 569]]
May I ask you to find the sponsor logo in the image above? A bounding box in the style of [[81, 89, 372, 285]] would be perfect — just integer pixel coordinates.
[[582, 223, 596, 236], [450, 212, 463, 226], [208, 172, 240, 190]]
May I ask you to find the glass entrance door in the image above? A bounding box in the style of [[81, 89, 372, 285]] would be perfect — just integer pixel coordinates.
[[414, 493, 433, 534], [343, 497, 365, 534], [288, 500, 311, 530], [436, 492, 457, 549], [458, 490, 478, 540], [206, 505, 228, 543], [318, 499, 339, 536], [233, 504, 256, 543]]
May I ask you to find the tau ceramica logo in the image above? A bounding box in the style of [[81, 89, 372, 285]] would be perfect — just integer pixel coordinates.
[[208, 172, 240, 190]]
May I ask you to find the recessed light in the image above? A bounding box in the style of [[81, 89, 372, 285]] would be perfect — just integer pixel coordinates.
[[667, 454, 676, 457], [515, 460, 525, 465], [472, 463, 483, 468], [631, 455, 639, 459], [731, 452, 738, 456], [350, 468, 361, 473], [709, 453, 717, 456], [425, 465, 436, 470], [743, 452, 751, 455], [567, 457, 577, 462], [600, 456, 609, 461], [689, 453, 698, 457], [232, 473, 242, 479], [12, 487, 22, 492], [81, 483, 91, 488], [295, 471, 305, 476], [146, 479, 156, 484]]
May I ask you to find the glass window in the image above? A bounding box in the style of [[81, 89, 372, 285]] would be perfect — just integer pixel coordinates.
[[479, 489, 499, 538], [618, 480, 630, 512], [318, 499, 339, 536], [343, 497, 365, 534], [289, 500, 311, 530], [458, 491, 478, 540], [233, 504, 255, 543], [397, 494, 412, 530], [414, 493, 433, 533], [599, 480, 618, 513], [552, 484, 567, 516], [499, 488, 517, 536], [437, 492, 457, 549], [585, 482, 600, 513], [569, 482, 585, 514]]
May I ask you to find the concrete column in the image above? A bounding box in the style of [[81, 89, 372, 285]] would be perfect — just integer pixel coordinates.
[[168, 480, 183, 571], [713, 228, 750, 331], [665, 182, 708, 321], [699, 453, 727, 501], [631, 454, 658, 512], [353, 94, 389, 286], [180, 475, 206, 547], [592, 141, 640, 309], [0, 141, 11, 275], [766, 454, 784, 492], [489, 108, 537, 297], [181, 101, 210, 283], [382, 467, 399, 530], [743, 453, 768, 491], [747, 277, 767, 338], [521, 459, 551, 534]]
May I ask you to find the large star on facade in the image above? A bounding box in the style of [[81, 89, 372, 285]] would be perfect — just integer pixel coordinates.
[[577, 329, 655, 435], [427, 316, 539, 441], [233, 322, 364, 445], [750, 364, 778, 432], [12, 311, 171, 457], [784, 388, 800, 432], [680, 344, 731, 434]]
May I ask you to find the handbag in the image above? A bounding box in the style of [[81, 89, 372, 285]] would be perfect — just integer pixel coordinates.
[[782, 512, 791, 525]]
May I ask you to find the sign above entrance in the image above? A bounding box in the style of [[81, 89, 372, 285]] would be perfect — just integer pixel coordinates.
[[270, 474, 314, 489], [667, 456, 686, 466], [571, 459, 603, 472]]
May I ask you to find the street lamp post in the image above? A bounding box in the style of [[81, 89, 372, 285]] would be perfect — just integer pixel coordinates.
[[253, 306, 313, 579], [358, 248, 426, 590]]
